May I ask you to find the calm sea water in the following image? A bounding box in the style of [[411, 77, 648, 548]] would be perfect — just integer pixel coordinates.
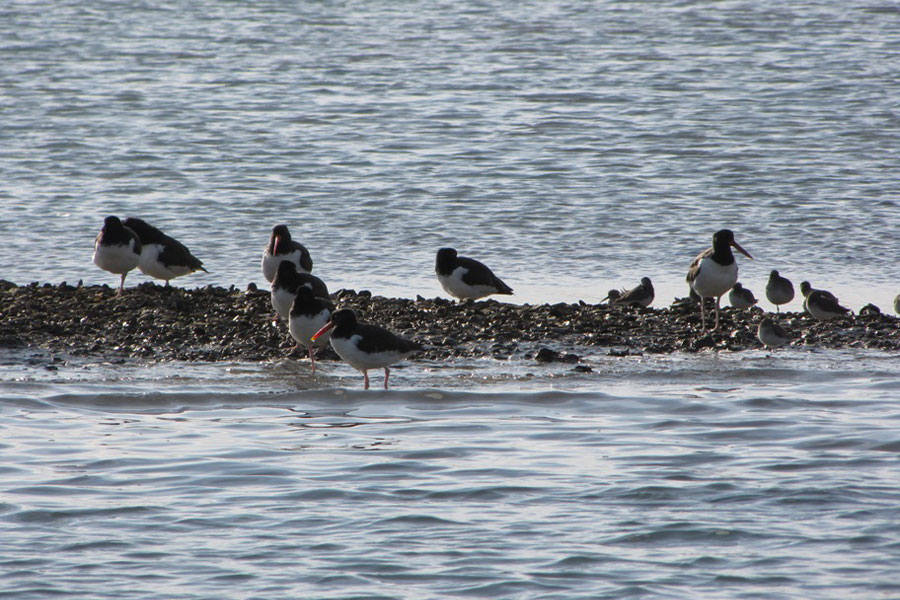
[[2, 1, 900, 598]]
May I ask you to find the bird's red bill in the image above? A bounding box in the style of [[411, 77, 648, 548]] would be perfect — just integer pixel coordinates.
[[311, 321, 334, 342]]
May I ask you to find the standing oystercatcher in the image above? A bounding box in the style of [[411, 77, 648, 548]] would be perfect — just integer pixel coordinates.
[[288, 286, 335, 373], [435, 247, 513, 301], [271, 260, 329, 322], [261, 224, 313, 283], [765, 270, 795, 312], [122, 217, 207, 285], [728, 282, 758, 309], [311, 308, 421, 389], [686, 229, 753, 330], [800, 281, 850, 320], [93, 216, 142, 296]]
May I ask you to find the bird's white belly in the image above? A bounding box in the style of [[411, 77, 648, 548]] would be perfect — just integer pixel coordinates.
[[262, 250, 308, 283], [138, 244, 190, 280], [691, 258, 738, 298], [93, 242, 139, 275], [438, 267, 491, 300], [331, 335, 406, 371], [271, 287, 295, 320], [289, 310, 331, 348]]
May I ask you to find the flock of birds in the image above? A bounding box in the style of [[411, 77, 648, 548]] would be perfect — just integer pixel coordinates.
[[93, 217, 876, 389]]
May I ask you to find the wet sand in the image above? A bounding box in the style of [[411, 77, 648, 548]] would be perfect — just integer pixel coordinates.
[[1, 280, 898, 365]]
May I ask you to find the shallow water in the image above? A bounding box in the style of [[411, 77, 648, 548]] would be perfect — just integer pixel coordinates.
[[3, 349, 900, 599], [3, 0, 900, 597]]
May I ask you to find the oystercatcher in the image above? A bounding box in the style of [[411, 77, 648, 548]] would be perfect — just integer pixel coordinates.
[[261, 224, 313, 283], [311, 308, 421, 389], [765, 270, 795, 312], [122, 217, 206, 285], [435, 247, 513, 301], [93, 216, 142, 296], [288, 286, 335, 373], [686, 229, 753, 330], [758, 317, 789, 351], [800, 281, 850, 320], [271, 260, 329, 322], [728, 282, 758, 309]]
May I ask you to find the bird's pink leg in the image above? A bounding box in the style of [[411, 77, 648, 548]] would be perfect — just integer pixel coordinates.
[[308, 346, 316, 374], [383, 367, 390, 390], [363, 370, 370, 390]]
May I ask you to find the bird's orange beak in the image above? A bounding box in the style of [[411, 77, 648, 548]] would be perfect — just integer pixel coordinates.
[[311, 321, 334, 342], [272, 234, 282, 256], [732, 241, 753, 259]]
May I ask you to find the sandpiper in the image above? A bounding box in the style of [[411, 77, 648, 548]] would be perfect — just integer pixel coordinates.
[[765, 270, 794, 312]]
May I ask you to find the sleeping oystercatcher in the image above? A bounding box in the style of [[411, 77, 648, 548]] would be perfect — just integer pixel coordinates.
[[758, 317, 790, 351], [686, 229, 753, 330], [261, 224, 313, 283], [288, 286, 335, 373], [435, 247, 513, 301], [765, 270, 795, 312], [609, 277, 655, 307], [800, 281, 850, 321], [122, 217, 207, 285], [93, 215, 142, 296], [728, 282, 758, 309], [271, 260, 329, 322], [311, 308, 422, 390]]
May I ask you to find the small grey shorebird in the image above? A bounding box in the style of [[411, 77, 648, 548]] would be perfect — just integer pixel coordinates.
[[728, 282, 758, 309], [800, 281, 850, 321], [758, 317, 789, 351], [765, 270, 795, 312], [686, 229, 753, 330], [608, 277, 654, 307]]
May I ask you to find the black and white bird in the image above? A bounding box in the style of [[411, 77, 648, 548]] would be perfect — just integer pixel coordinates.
[[609, 277, 655, 307], [271, 260, 329, 322], [311, 308, 422, 390], [261, 224, 313, 283], [122, 217, 206, 285], [435, 247, 513, 301], [686, 229, 753, 330], [800, 281, 850, 321], [728, 282, 758, 309], [288, 286, 335, 373], [93, 215, 142, 296], [758, 317, 790, 351], [765, 270, 795, 312]]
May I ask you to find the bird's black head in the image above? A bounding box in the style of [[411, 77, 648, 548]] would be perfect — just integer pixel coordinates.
[[640, 277, 652, 287], [275, 259, 298, 280], [104, 215, 123, 229], [769, 270, 779, 278], [800, 281, 812, 297], [330, 308, 359, 331], [435, 247, 458, 274], [712, 229, 735, 247], [269, 224, 292, 254]]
